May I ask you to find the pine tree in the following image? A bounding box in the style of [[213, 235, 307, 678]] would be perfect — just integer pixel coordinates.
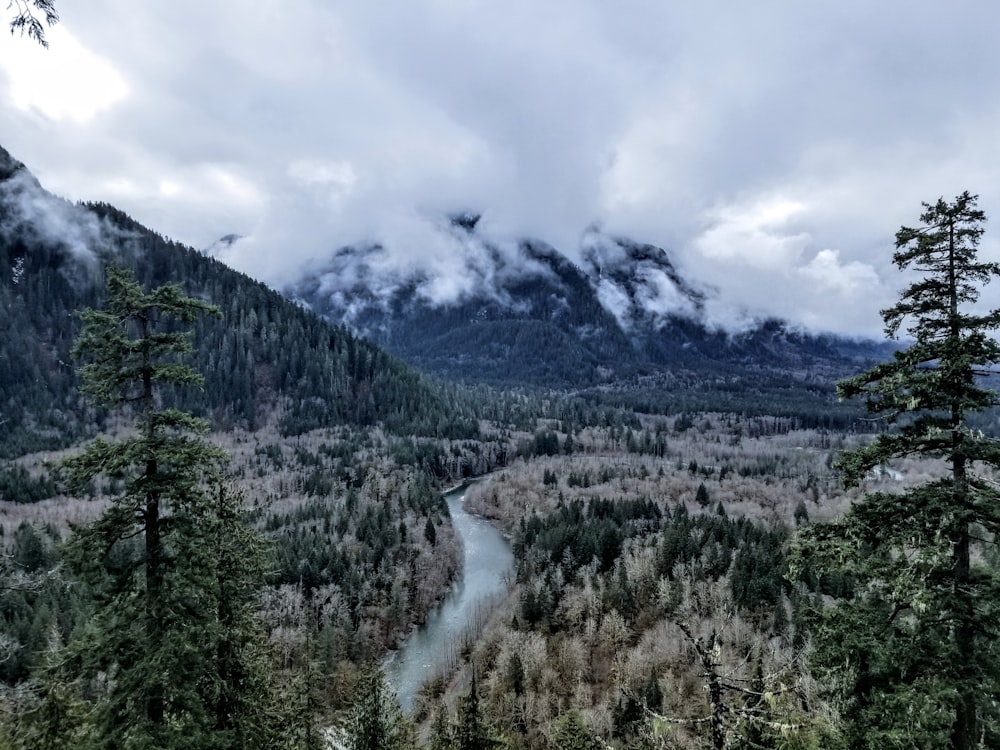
[[424, 516, 437, 546], [797, 192, 1000, 749], [346, 667, 410, 750], [58, 267, 283, 748], [455, 668, 494, 750], [551, 709, 602, 750], [427, 704, 453, 750], [695, 482, 710, 508]]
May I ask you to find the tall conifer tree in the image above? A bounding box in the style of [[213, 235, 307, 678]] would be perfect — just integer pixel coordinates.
[[61, 266, 282, 749], [798, 192, 1000, 749], [345, 666, 411, 750]]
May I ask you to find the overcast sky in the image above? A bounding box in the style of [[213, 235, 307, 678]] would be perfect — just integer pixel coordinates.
[[2, 0, 999, 336]]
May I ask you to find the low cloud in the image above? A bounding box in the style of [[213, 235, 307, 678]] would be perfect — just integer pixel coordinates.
[[0, 170, 104, 265]]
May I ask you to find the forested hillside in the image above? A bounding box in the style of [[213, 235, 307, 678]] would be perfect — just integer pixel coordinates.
[[0, 145, 477, 460]]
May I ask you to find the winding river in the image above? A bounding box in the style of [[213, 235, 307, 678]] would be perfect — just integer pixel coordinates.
[[385, 482, 514, 713]]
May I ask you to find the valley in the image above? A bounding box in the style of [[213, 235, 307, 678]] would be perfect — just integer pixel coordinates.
[[1, 143, 998, 749], [2, 409, 883, 748]]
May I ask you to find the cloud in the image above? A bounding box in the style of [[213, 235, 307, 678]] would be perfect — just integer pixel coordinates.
[[799, 249, 880, 297], [692, 196, 811, 270], [594, 279, 634, 332], [0, 171, 104, 265], [288, 160, 357, 190], [2, 0, 1000, 335], [0, 25, 128, 123]]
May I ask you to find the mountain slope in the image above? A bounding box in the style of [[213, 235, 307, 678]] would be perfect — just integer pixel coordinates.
[[0, 146, 476, 458], [287, 217, 887, 387]]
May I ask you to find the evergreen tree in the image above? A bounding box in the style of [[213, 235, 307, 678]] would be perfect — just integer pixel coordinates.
[[205, 485, 288, 747], [346, 667, 410, 750], [58, 267, 282, 748], [504, 652, 525, 696], [695, 482, 710, 508], [424, 516, 437, 546], [551, 709, 602, 750], [793, 498, 809, 526], [797, 192, 1000, 749], [427, 704, 453, 750], [455, 668, 494, 750], [643, 668, 663, 712]]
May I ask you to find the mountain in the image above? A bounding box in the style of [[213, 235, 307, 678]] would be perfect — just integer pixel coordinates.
[[0, 146, 476, 459], [287, 215, 888, 387]]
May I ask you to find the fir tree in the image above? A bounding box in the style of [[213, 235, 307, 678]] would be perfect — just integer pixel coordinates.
[[797, 192, 1000, 749], [346, 666, 409, 750], [643, 668, 663, 712], [455, 668, 494, 750], [695, 482, 710, 508], [504, 652, 524, 696], [58, 267, 283, 749], [551, 709, 602, 750], [427, 704, 453, 750], [424, 516, 437, 546]]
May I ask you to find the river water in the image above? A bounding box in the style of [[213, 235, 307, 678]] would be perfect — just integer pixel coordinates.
[[385, 482, 514, 713]]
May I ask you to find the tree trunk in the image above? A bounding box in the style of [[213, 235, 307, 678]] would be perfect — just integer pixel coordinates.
[[952, 526, 976, 750], [146, 475, 164, 726], [142, 328, 165, 727]]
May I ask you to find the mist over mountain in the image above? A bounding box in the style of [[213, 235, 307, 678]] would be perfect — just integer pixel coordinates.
[[0, 145, 476, 457], [0, 132, 888, 447], [287, 213, 888, 387]]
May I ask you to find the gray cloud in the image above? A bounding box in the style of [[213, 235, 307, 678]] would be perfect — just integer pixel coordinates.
[[0, 170, 103, 266], [2, 0, 999, 337]]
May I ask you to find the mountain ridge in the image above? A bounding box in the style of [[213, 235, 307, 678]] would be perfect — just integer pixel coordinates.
[[285, 216, 889, 387]]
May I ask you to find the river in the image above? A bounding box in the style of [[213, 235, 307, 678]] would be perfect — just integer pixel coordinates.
[[385, 481, 514, 713]]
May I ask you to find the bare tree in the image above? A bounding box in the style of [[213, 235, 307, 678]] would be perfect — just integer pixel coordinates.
[[642, 613, 836, 749]]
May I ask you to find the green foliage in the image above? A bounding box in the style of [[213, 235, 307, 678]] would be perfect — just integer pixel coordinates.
[[643, 668, 663, 712], [513, 495, 789, 636], [503, 652, 524, 696], [551, 709, 602, 750], [346, 667, 412, 750], [427, 704, 454, 750], [424, 516, 437, 546], [455, 669, 496, 750], [6, 660, 95, 750], [695, 481, 710, 508], [0, 464, 56, 503], [0, 188, 479, 459], [0, 524, 85, 685], [796, 192, 1000, 750], [47, 267, 287, 749], [264, 468, 457, 671]]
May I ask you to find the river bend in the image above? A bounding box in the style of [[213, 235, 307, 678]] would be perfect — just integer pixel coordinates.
[[385, 482, 513, 712]]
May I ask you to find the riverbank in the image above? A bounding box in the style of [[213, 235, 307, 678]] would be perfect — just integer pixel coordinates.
[[384, 481, 514, 713]]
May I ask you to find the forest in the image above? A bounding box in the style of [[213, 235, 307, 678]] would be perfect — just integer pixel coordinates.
[[0, 149, 998, 749]]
